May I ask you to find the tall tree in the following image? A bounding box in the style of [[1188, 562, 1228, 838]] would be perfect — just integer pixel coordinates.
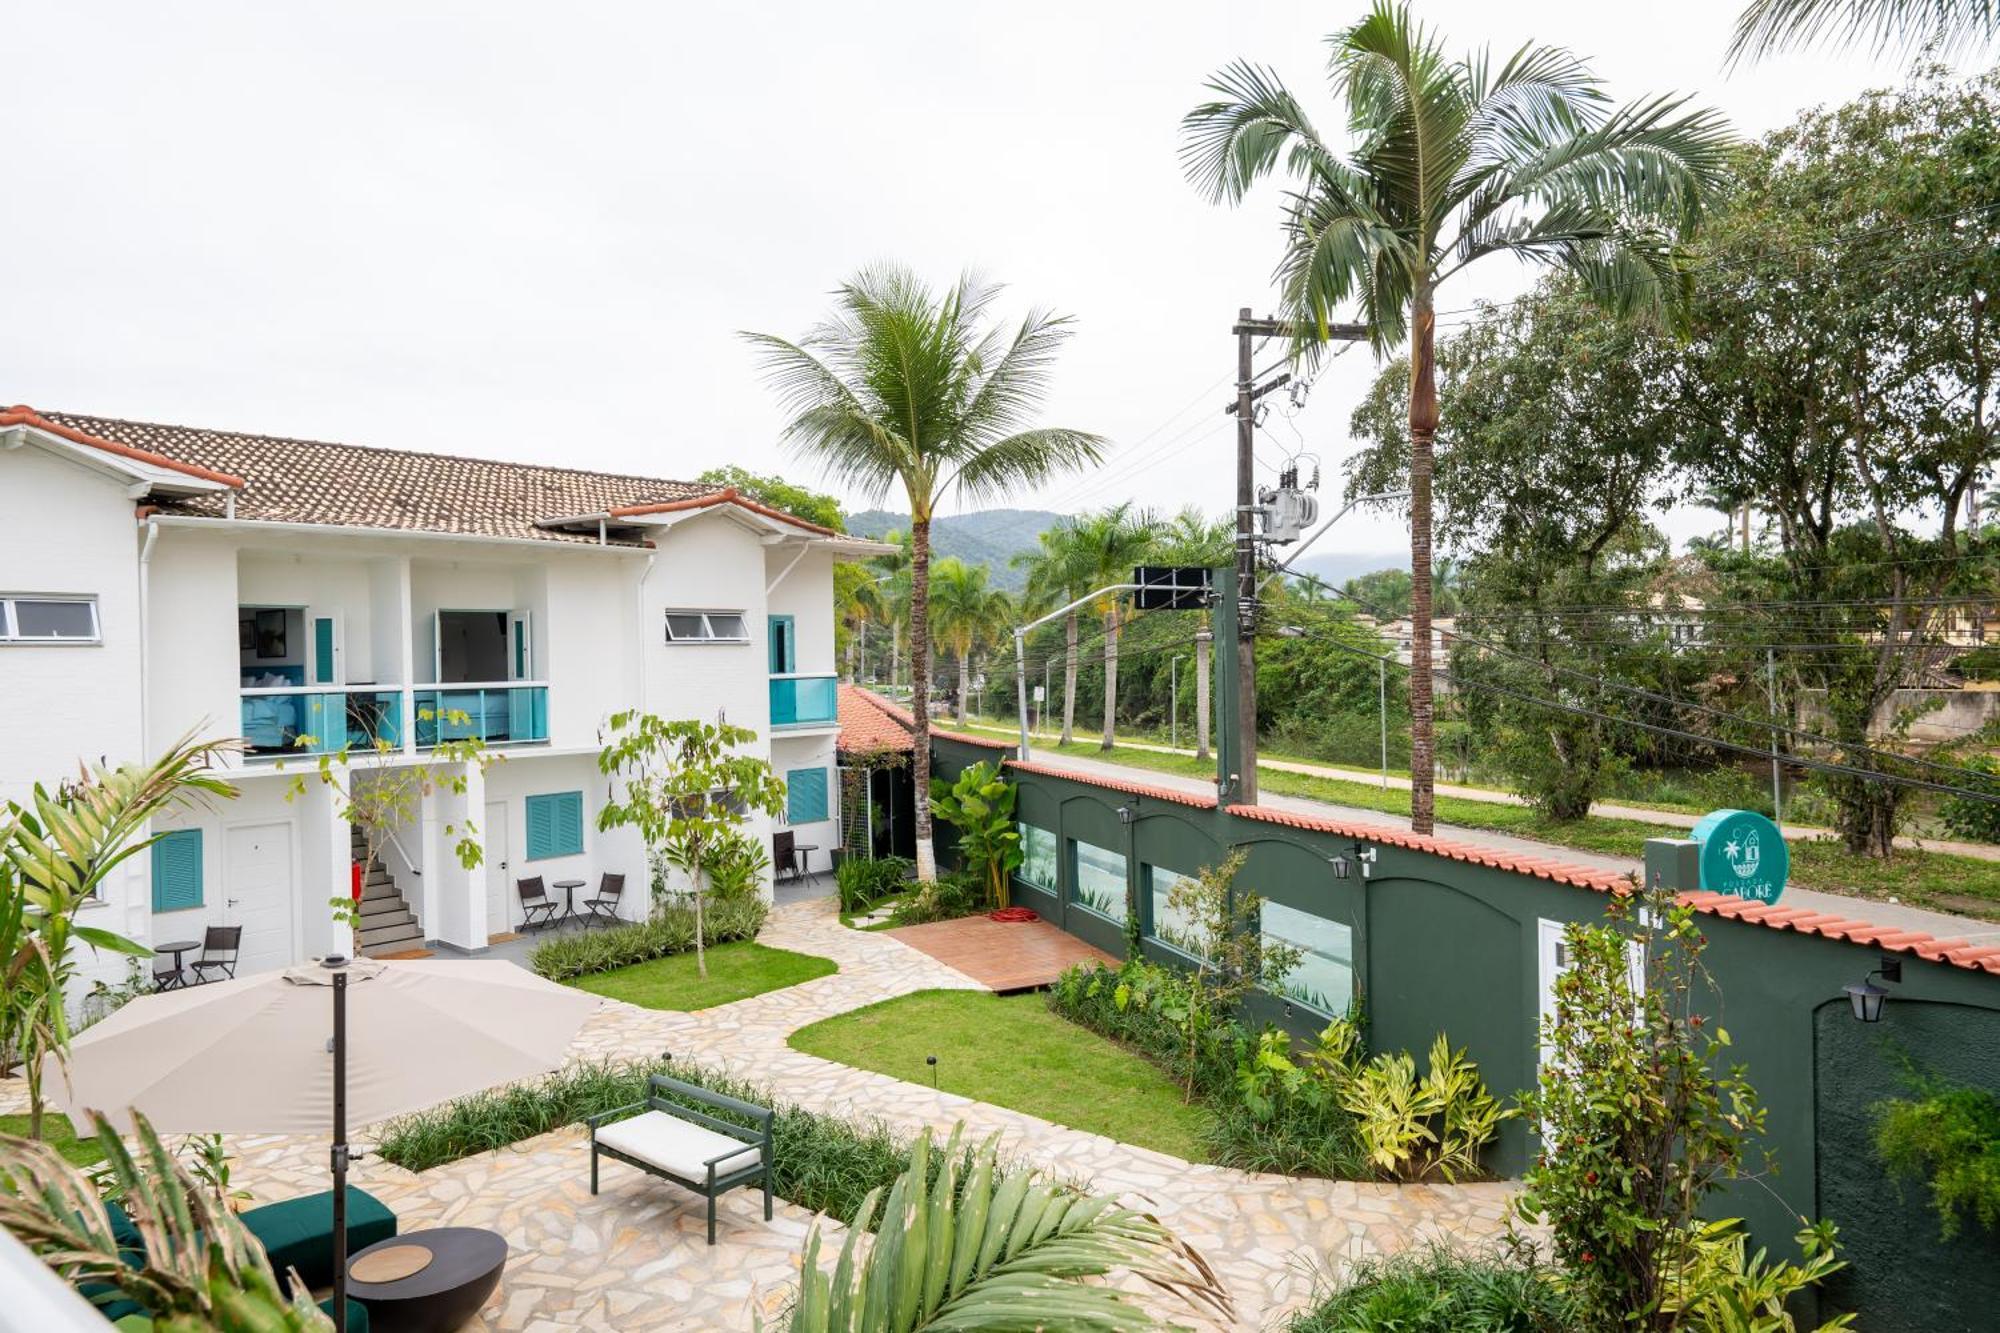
[[1181, 0, 1729, 832], [695, 466, 848, 532], [745, 267, 1103, 879], [1014, 519, 1099, 744], [928, 557, 1013, 724], [1152, 506, 1234, 760], [1072, 504, 1161, 750]]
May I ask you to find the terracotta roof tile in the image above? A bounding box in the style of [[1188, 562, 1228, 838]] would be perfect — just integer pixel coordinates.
[[23, 407, 833, 546], [837, 685, 915, 755], [838, 687, 1015, 756], [2, 405, 246, 488], [1004, 760, 1218, 809], [1678, 890, 2000, 975]]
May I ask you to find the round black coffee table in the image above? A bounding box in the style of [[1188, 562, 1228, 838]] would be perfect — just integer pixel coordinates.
[[346, 1226, 507, 1332]]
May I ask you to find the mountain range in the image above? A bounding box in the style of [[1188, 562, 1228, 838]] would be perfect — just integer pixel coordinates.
[[844, 508, 1408, 594]]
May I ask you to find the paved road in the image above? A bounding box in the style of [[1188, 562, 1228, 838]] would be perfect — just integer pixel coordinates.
[[1008, 743, 2000, 946]]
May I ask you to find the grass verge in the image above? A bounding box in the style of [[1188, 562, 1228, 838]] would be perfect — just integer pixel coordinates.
[[566, 941, 835, 1010], [787, 989, 1210, 1161], [0, 1113, 105, 1167]]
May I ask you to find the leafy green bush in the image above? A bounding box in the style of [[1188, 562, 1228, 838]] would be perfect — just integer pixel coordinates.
[[1283, 1243, 1577, 1333], [886, 870, 983, 926], [528, 896, 767, 981], [1937, 755, 2000, 843], [835, 855, 912, 913], [1341, 1034, 1512, 1184], [702, 829, 771, 902], [375, 1055, 1005, 1228], [928, 761, 1022, 908], [1875, 1074, 2000, 1240]]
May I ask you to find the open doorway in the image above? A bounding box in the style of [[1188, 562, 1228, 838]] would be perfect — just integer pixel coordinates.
[[434, 610, 509, 683]]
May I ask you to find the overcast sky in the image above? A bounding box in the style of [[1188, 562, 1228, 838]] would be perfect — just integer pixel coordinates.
[[2, 2, 1955, 564]]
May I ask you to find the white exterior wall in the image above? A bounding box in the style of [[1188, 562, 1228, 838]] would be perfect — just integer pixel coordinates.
[[2, 466, 852, 976]]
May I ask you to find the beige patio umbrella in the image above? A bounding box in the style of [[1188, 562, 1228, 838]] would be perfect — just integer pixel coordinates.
[[49, 955, 600, 1333]]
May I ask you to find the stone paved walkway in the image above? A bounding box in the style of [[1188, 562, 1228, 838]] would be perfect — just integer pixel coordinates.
[[7, 900, 1519, 1330]]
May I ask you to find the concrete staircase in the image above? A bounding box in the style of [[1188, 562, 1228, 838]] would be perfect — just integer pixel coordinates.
[[352, 827, 425, 957]]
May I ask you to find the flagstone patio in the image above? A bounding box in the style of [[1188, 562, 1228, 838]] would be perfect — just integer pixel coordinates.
[[7, 898, 1522, 1330]]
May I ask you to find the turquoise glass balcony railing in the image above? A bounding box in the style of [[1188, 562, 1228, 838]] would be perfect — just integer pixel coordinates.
[[413, 683, 550, 747], [770, 673, 838, 728], [241, 688, 404, 757]]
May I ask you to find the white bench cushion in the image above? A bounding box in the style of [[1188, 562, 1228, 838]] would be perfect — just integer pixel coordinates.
[[596, 1110, 762, 1180]]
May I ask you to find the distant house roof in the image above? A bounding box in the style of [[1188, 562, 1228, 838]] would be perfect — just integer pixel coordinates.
[[16, 406, 840, 547], [837, 686, 1013, 757]]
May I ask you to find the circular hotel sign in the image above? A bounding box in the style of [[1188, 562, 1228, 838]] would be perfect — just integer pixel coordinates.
[[1689, 808, 1789, 905]]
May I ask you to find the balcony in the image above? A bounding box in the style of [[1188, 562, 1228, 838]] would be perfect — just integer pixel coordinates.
[[770, 673, 838, 730], [241, 688, 404, 758], [413, 683, 550, 748]]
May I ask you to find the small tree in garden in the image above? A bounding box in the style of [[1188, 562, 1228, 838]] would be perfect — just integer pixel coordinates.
[[928, 761, 1021, 909], [597, 711, 785, 980], [2, 733, 237, 1140], [282, 706, 496, 953], [1155, 852, 1299, 1102], [1516, 884, 1781, 1329]]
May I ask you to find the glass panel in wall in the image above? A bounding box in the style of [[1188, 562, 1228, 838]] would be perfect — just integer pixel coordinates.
[[1147, 866, 1205, 956], [1070, 838, 1127, 922], [1261, 899, 1354, 1015], [1018, 823, 1056, 890]]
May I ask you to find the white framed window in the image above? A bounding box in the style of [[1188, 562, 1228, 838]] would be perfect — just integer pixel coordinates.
[[1536, 916, 1646, 1071], [0, 595, 100, 644], [663, 609, 749, 644]]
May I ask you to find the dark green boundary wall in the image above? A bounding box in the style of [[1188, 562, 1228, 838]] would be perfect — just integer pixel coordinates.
[[934, 736, 2000, 1328]]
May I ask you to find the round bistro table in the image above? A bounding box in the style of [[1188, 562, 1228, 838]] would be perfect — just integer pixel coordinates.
[[346, 1226, 508, 1332]]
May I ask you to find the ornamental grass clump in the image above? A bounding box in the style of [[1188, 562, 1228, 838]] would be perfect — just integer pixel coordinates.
[[528, 896, 766, 981]]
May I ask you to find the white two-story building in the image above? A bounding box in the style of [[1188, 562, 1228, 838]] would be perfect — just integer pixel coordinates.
[[0, 404, 886, 983]]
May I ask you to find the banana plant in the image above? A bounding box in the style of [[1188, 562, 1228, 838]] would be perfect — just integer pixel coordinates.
[[772, 1124, 1232, 1332], [927, 763, 1021, 909], [1, 732, 238, 1137], [0, 1110, 331, 1331]]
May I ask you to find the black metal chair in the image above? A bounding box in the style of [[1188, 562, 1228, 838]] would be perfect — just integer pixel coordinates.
[[517, 877, 560, 932], [188, 926, 242, 984], [772, 831, 801, 883], [583, 873, 626, 927], [152, 954, 186, 992]]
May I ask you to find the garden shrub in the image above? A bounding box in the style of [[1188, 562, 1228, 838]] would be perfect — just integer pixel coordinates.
[[528, 896, 767, 981], [835, 855, 912, 914], [1283, 1242, 1576, 1333], [702, 829, 771, 902], [928, 761, 1023, 909], [1874, 1071, 2000, 1240], [1340, 1034, 1511, 1184], [886, 870, 984, 926], [375, 1055, 1004, 1227]]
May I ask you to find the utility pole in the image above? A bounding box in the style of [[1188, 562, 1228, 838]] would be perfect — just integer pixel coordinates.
[[1233, 308, 1262, 803], [1194, 626, 1212, 762], [1170, 654, 1179, 751], [1225, 310, 1367, 805], [1379, 657, 1389, 789]]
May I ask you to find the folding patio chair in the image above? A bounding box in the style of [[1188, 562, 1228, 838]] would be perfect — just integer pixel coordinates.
[[189, 925, 242, 984], [583, 873, 626, 927], [772, 830, 801, 883], [517, 876, 560, 932]]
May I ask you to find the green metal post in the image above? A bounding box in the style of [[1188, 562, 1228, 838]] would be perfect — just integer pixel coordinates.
[[1213, 565, 1245, 805]]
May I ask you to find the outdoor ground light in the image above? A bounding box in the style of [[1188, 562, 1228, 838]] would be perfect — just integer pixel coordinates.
[[1845, 956, 1903, 1022]]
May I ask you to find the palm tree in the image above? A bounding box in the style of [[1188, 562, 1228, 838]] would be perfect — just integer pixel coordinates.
[[833, 563, 879, 682], [1182, 1, 1729, 832], [1153, 507, 1234, 761], [928, 558, 1012, 724], [1728, 0, 1997, 64], [769, 1124, 1231, 1332], [1013, 520, 1098, 744], [1072, 503, 1161, 751], [745, 267, 1103, 880]]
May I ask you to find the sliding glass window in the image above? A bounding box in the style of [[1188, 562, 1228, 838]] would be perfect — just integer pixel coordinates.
[[1261, 900, 1354, 1016], [1017, 823, 1057, 892], [1069, 838, 1127, 923]]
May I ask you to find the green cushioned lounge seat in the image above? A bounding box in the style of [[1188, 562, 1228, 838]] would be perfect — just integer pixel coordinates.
[[241, 1187, 397, 1290]]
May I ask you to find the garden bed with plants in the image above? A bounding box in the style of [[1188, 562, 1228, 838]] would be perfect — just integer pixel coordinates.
[[372, 1055, 1018, 1227], [528, 894, 767, 981]]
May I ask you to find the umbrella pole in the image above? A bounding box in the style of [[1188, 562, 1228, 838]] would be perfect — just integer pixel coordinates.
[[332, 967, 349, 1333]]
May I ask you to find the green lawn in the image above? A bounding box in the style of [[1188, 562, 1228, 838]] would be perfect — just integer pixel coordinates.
[[1013, 738, 2000, 923], [0, 1112, 105, 1167], [566, 941, 836, 1010], [788, 989, 1210, 1161]]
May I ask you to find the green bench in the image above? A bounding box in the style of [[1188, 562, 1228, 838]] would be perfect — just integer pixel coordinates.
[[588, 1074, 774, 1245], [92, 1188, 395, 1326]]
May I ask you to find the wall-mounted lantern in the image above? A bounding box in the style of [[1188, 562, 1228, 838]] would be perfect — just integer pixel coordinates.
[[1844, 955, 1903, 1023], [1117, 804, 1134, 825], [1328, 855, 1351, 880]]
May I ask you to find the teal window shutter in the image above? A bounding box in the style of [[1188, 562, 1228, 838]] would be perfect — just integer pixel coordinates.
[[786, 767, 829, 824], [525, 791, 585, 860], [768, 616, 796, 674], [312, 617, 336, 684], [151, 829, 203, 912]]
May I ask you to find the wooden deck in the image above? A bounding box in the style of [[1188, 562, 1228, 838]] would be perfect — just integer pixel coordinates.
[[884, 915, 1117, 992]]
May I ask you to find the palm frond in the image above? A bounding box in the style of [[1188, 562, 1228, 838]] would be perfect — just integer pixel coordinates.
[[770, 1125, 1232, 1333], [1726, 0, 1998, 65], [1178, 61, 1334, 204], [950, 428, 1106, 508]]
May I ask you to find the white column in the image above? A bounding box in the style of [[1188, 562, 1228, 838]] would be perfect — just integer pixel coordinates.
[[430, 760, 488, 951], [300, 769, 351, 960]]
